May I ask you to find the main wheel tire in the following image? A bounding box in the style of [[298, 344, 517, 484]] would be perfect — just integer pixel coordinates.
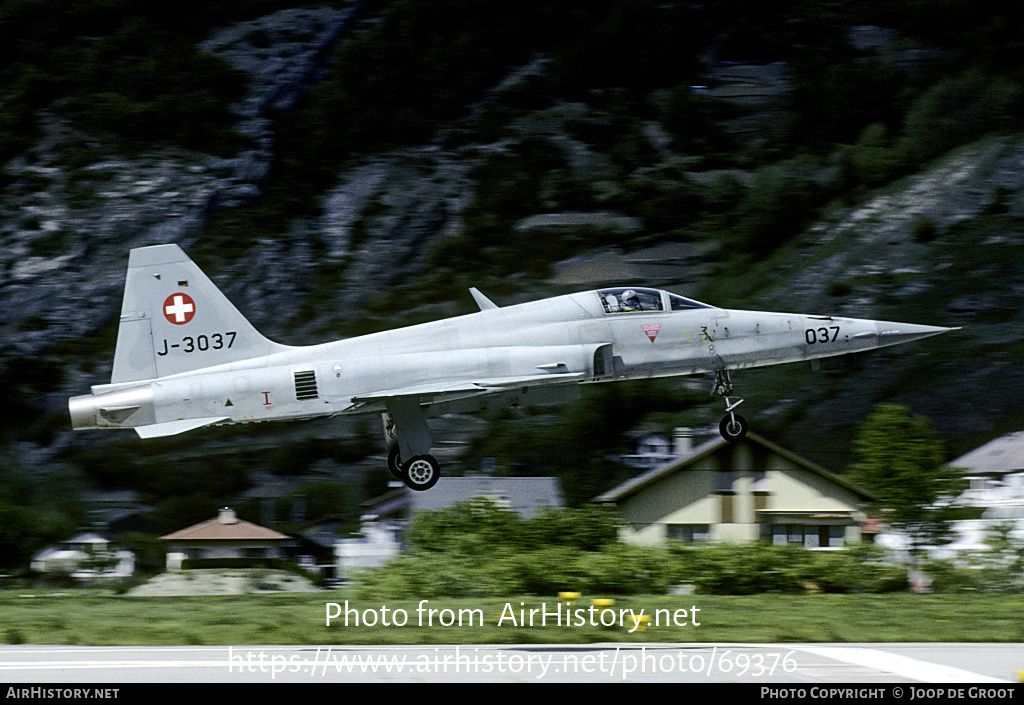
[[402, 454, 440, 491], [719, 413, 748, 442], [387, 446, 405, 479]]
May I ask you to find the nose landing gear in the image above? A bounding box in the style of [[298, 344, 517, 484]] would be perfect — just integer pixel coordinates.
[[713, 370, 748, 442]]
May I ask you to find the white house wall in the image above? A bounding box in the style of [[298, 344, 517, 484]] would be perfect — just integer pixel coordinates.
[[165, 542, 283, 569]]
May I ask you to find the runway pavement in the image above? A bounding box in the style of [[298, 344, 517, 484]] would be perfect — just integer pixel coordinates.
[[0, 643, 1020, 683]]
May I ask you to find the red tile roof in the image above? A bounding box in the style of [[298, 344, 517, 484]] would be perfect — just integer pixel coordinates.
[[162, 516, 289, 543]]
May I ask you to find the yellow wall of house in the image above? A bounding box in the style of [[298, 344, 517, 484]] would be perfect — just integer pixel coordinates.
[[615, 443, 865, 546]]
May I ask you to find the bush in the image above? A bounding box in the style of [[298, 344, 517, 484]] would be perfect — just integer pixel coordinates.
[[667, 543, 907, 595], [733, 159, 818, 256], [406, 500, 620, 555], [802, 546, 908, 594], [576, 544, 675, 594], [686, 544, 809, 595], [921, 559, 985, 593], [848, 123, 899, 188], [353, 540, 916, 599], [898, 69, 1023, 168], [923, 522, 1024, 593], [358, 502, 916, 598], [351, 550, 524, 599], [911, 216, 939, 243], [353, 543, 676, 599]]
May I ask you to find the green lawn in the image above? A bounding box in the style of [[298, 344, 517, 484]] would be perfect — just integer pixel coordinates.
[[3, 591, 1022, 646]]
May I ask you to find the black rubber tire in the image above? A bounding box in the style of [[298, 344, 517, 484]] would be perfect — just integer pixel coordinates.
[[387, 446, 405, 479], [402, 454, 440, 491], [720, 413, 748, 442]]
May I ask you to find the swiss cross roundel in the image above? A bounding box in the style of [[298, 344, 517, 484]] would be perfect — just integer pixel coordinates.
[[163, 292, 196, 325]]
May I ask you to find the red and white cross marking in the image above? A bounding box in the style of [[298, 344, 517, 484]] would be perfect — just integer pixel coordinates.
[[163, 293, 196, 325]]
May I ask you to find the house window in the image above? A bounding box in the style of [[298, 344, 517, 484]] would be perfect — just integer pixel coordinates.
[[772, 525, 845, 548], [787, 525, 803, 545], [667, 524, 710, 543], [827, 525, 845, 547]]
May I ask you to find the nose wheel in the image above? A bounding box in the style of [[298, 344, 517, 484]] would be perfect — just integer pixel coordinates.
[[713, 370, 748, 442], [719, 407, 748, 442]]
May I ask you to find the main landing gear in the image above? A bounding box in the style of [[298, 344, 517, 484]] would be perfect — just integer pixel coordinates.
[[383, 401, 441, 491], [713, 369, 748, 442], [387, 447, 441, 491]]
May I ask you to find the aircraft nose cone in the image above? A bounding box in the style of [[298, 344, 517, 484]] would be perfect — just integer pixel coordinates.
[[876, 322, 958, 346]]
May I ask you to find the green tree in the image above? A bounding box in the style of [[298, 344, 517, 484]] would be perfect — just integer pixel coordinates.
[[405, 498, 525, 556], [967, 521, 1024, 592], [850, 405, 967, 553]]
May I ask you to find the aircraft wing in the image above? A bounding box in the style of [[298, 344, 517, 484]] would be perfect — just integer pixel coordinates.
[[347, 371, 586, 408]]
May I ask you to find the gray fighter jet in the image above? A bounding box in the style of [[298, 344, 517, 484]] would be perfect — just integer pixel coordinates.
[[69, 244, 955, 490]]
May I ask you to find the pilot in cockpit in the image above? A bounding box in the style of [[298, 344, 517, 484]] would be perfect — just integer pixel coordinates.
[[621, 289, 641, 311]]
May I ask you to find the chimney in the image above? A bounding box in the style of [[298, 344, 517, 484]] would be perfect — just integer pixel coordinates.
[[673, 427, 693, 456], [218, 507, 238, 525]]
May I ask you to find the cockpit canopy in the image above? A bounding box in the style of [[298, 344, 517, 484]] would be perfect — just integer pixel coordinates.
[[598, 287, 712, 315]]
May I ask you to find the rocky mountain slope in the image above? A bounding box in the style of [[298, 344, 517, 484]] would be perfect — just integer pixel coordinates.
[[2, 2, 1023, 544], [724, 136, 1024, 465]]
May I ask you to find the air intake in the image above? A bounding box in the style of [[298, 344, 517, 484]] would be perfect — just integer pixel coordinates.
[[294, 370, 319, 400]]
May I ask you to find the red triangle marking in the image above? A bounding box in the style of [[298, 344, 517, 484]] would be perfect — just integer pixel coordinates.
[[641, 323, 662, 342]]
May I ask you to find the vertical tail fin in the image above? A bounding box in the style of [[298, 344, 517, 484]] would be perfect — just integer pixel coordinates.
[[111, 244, 288, 383]]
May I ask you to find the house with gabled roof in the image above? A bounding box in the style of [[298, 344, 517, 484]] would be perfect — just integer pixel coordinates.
[[161, 507, 291, 569], [31, 532, 135, 582], [406, 476, 565, 517], [594, 432, 875, 548], [359, 476, 565, 523], [890, 431, 1024, 558], [951, 431, 1024, 520]]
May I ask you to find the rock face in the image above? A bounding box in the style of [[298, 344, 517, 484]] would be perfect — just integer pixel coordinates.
[[319, 151, 474, 316], [3, 5, 1024, 499], [0, 6, 355, 360], [747, 136, 1024, 458], [1, 140, 219, 356], [767, 136, 1024, 316], [199, 6, 356, 206]]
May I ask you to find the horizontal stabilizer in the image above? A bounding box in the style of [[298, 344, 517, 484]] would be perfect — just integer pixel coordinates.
[[135, 417, 229, 439]]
